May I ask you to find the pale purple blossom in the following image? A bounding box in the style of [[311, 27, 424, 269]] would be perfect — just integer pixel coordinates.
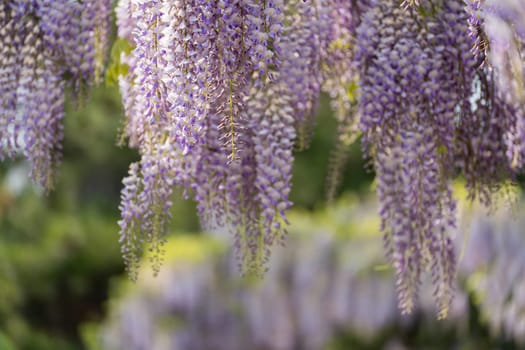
[[0, 0, 111, 189]]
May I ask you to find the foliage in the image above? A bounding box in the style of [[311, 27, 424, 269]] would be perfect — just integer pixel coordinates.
[[0, 185, 122, 349]]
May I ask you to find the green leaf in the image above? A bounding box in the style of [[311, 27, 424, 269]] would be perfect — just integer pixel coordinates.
[[105, 38, 134, 86]]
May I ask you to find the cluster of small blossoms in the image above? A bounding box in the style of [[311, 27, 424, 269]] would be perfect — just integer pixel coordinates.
[[284, 0, 322, 150], [464, 0, 487, 62], [454, 71, 517, 208], [0, 0, 111, 190], [356, 0, 497, 317], [116, 0, 356, 277], [116, 0, 317, 274], [322, 0, 367, 201], [353, 0, 525, 317], [474, 0, 525, 170]]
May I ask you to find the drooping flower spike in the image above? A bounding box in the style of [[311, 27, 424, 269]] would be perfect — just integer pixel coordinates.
[[355, 0, 524, 317], [0, 0, 112, 189], [115, 0, 353, 277]]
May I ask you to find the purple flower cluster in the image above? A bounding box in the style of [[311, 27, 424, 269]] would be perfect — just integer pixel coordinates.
[[353, 0, 525, 317], [0, 0, 111, 189], [116, 0, 353, 277], [479, 0, 525, 169], [350, 0, 525, 317], [322, 0, 365, 201], [355, 0, 472, 316], [464, 0, 487, 62]]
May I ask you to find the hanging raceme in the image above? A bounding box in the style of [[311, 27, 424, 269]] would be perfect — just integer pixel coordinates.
[[355, 0, 524, 317], [3, 0, 525, 318], [0, 0, 111, 190], [322, 0, 363, 202], [115, 0, 354, 277]]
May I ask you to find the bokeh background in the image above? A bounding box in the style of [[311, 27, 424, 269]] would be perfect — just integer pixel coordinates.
[[2, 25, 525, 350]]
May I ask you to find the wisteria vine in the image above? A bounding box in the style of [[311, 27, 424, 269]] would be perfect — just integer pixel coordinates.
[[0, 0, 111, 189], [2, 0, 525, 317], [114, 0, 356, 277]]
